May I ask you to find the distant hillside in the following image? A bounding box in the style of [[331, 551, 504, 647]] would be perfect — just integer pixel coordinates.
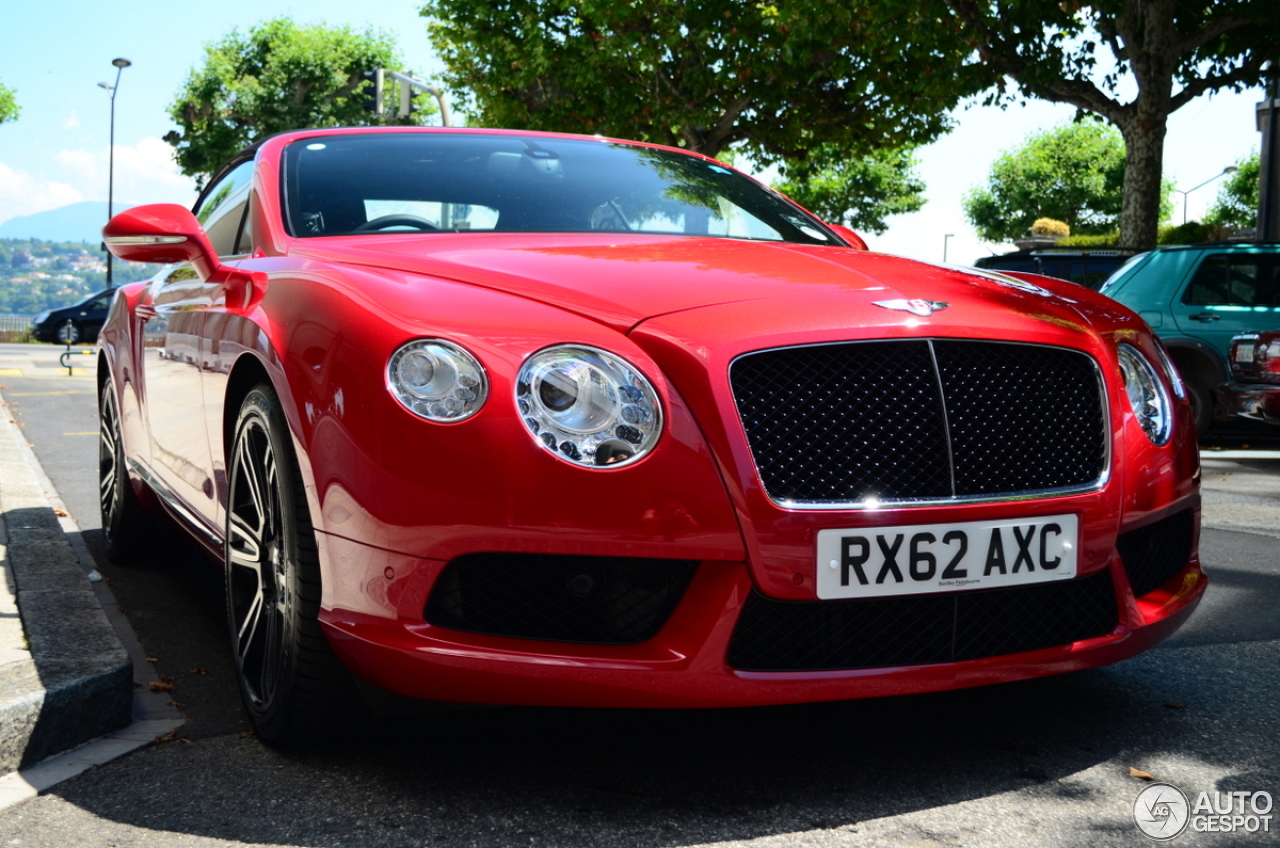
[[0, 237, 160, 315], [0, 201, 138, 243]]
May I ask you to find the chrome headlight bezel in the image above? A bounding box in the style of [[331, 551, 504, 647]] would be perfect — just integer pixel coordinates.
[[1118, 343, 1172, 445], [1150, 339, 1186, 400], [516, 344, 663, 469], [386, 339, 489, 423]]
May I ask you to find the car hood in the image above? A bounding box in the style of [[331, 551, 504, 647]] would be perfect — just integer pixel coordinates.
[[287, 233, 1110, 336]]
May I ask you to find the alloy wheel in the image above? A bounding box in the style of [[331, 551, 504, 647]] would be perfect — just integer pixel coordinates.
[[226, 414, 289, 709], [57, 323, 81, 344], [98, 385, 122, 532]]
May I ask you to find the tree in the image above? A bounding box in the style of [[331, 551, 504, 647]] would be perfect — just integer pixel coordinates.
[[166, 19, 428, 187], [940, 0, 1280, 250], [773, 146, 926, 234], [420, 0, 988, 165], [962, 121, 1128, 243], [0, 82, 18, 124], [1206, 152, 1260, 229]]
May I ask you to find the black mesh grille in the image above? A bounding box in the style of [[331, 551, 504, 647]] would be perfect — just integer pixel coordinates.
[[425, 554, 698, 644], [729, 340, 1107, 504], [728, 569, 1118, 671], [1117, 510, 1194, 598]]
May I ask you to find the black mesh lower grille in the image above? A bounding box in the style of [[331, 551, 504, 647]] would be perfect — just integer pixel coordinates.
[[1117, 510, 1194, 598], [425, 554, 698, 644], [728, 569, 1118, 671], [729, 340, 1107, 504]]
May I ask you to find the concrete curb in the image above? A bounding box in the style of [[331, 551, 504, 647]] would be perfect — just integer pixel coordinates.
[[0, 388, 132, 773]]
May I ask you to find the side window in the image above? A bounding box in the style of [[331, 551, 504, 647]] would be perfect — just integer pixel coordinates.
[[1038, 259, 1068, 280], [235, 202, 254, 255], [1184, 254, 1265, 306], [194, 161, 255, 258]]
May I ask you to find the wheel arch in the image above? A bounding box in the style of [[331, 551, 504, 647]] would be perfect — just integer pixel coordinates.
[[97, 349, 112, 394], [1163, 338, 1227, 390], [222, 353, 274, 464], [220, 349, 324, 542]]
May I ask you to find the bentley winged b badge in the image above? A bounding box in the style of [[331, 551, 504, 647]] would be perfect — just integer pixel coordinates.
[[873, 299, 950, 317]]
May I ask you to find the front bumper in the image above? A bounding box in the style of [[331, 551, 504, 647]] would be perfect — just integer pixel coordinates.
[[316, 500, 1205, 709], [1221, 380, 1280, 425]]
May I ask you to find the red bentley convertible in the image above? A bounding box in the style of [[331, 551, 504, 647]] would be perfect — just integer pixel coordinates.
[[99, 127, 1204, 745]]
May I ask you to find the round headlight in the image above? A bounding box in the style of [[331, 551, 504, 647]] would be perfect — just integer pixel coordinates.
[[387, 339, 488, 422], [516, 345, 662, 468], [1118, 344, 1171, 445]]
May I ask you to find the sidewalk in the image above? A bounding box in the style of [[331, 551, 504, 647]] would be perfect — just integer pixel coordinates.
[[0, 383, 132, 772], [0, 375, 190, 806]]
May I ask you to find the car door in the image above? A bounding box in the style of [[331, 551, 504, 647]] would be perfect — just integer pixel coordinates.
[[1170, 250, 1280, 357], [137, 161, 255, 536]]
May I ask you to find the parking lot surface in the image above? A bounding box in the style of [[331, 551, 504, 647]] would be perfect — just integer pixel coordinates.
[[1, 342, 1277, 847]]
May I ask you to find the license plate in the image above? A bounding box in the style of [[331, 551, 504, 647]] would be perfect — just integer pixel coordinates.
[[815, 514, 1079, 599], [1234, 344, 1255, 363]]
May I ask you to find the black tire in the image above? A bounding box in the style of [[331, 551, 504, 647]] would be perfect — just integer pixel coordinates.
[[225, 384, 354, 746], [99, 381, 164, 561], [57, 322, 81, 344], [1185, 375, 1215, 436]]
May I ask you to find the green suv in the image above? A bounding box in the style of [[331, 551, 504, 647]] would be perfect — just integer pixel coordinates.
[[1100, 243, 1280, 432]]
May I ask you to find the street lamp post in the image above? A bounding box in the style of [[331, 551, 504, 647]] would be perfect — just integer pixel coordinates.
[[1173, 165, 1238, 226], [97, 57, 131, 287], [943, 233, 955, 263]]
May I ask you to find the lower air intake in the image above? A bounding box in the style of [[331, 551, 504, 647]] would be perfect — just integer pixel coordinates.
[[1117, 510, 1194, 598], [728, 569, 1118, 671], [426, 553, 698, 644]]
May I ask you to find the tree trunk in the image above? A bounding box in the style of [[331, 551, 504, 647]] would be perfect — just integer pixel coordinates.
[[1116, 109, 1168, 250]]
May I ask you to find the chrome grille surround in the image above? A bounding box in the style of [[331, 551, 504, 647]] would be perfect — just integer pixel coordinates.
[[728, 339, 1111, 509]]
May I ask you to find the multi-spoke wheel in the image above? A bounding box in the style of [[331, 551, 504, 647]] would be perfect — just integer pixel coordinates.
[[57, 322, 82, 344], [226, 384, 353, 746], [99, 380, 162, 561]]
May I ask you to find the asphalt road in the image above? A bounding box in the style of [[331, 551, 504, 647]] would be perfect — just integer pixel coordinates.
[[1, 341, 1278, 848]]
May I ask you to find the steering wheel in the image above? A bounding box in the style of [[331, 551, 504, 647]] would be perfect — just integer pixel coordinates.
[[353, 214, 439, 232]]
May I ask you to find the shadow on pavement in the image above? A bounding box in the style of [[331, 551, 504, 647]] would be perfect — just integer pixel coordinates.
[[36, 635, 1279, 847]]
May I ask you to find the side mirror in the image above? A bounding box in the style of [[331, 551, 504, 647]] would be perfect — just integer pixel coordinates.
[[826, 223, 868, 251], [103, 204, 218, 273], [103, 204, 266, 311]]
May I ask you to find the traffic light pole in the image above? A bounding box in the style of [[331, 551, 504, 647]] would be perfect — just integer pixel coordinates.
[[382, 70, 452, 127], [1259, 74, 1279, 241]]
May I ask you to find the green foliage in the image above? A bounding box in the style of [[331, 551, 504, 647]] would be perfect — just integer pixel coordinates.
[[963, 122, 1127, 244], [1057, 233, 1119, 247], [167, 19, 427, 187], [0, 82, 17, 124], [939, 0, 1280, 249], [1157, 221, 1220, 245], [0, 238, 158, 316], [421, 0, 987, 164], [1206, 153, 1260, 229], [773, 146, 925, 235]]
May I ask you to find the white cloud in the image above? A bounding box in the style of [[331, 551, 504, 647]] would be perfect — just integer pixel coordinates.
[[55, 137, 198, 206], [0, 162, 85, 225], [62, 110, 80, 129]]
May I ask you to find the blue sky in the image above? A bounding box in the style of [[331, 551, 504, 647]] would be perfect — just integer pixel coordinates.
[[0, 0, 1265, 263]]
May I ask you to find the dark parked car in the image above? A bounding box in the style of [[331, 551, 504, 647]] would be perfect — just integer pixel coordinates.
[[32, 288, 116, 344], [1220, 330, 1280, 425], [1099, 243, 1280, 432], [974, 247, 1141, 289]]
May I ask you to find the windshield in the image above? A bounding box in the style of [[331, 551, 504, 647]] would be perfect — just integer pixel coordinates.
[[1097, 252, 1149, 294], [281, 133, 836, 245]]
